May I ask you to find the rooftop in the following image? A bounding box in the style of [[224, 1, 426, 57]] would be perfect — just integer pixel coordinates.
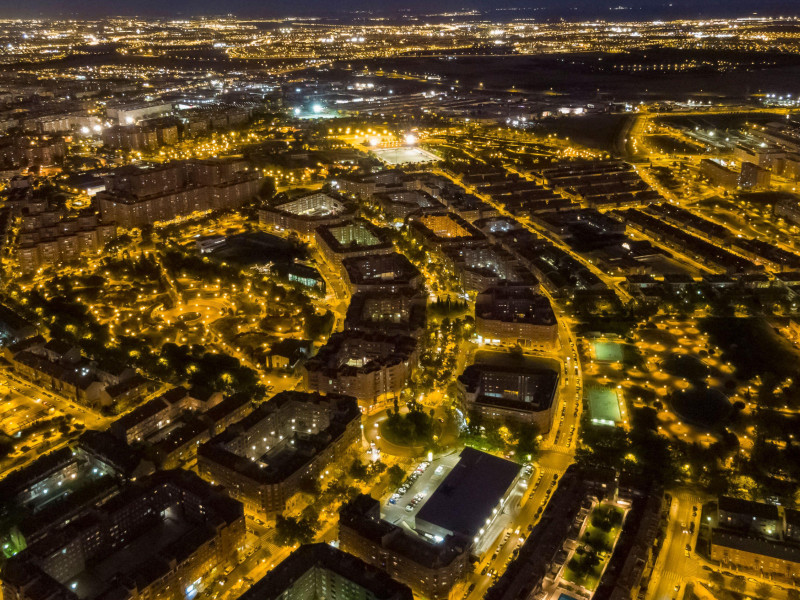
[[712, 530, 800, 564], [415, 447, 521, 539], [409, 211, 484, 243], [199, 391, 359, 485], [458, 361, 559, 413], [316, 219, 391, 253], [342, 253, 421, 289], [475, 284, 555, 326], [239, 544, 413, 600], [718, 496, 780, 521], [339, 495, 469, 569]]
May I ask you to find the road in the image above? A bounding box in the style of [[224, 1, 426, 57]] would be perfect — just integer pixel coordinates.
[[2, 367, 110, 430], [647, 490, 704, 600], [433, 166, 632, 304], [410, 165, 588, 596], [0, 367, 116, 479], [647, 488, 799, 600], [462, 459, 573, 600]]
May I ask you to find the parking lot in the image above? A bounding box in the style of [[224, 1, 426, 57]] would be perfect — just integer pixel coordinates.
[[382, 453, 461, 525]]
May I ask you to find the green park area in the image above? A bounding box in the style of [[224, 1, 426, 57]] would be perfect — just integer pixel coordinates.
[[564, 503, 625, 591], [670, 386, 732, 430], [380, 405, 436, 447], [702, 317, 800, 382], [661, 354, 709, 381], [588, 387, 622, 427], [591, 340, 644, 369], [536, 113, 632, 154]]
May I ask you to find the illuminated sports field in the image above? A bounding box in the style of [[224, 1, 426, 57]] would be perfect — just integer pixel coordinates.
[[588, 387, 622, 427], [373, 146, 439, 165], [592, 341, 624, 362]]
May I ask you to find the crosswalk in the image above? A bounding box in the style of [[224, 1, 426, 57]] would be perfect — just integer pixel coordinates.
[[545, 444, 573, 454], [658, 570, 683, 595]]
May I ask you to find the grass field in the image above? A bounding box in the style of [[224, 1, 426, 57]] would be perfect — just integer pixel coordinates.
[[588, 387, 622, 426], [646, 134, 705, 155], [670, 386, 732, 430], [533, 113, 631, 153], [593, 341, 624, 362]]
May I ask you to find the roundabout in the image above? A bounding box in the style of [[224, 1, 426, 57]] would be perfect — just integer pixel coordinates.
[[363, 405, 459, 458]]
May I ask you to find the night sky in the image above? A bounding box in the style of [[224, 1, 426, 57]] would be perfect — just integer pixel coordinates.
[[2, 0, 799, 19]]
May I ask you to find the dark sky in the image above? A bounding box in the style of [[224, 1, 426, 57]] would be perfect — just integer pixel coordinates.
[[2, 0, 799, 19]]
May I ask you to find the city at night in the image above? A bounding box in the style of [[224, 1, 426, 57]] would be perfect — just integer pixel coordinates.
[[1, 2, 800, 600]]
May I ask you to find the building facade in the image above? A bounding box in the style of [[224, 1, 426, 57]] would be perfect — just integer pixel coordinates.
[[197, 392, 361, 516]]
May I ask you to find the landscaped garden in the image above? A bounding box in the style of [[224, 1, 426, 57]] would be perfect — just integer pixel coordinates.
[[564, 503, 625, 591], [669, 385, 732, 430], [380, 404, 436, 447]]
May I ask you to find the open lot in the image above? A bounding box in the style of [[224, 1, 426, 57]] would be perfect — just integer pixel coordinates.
[[373, 146, 440, 165]]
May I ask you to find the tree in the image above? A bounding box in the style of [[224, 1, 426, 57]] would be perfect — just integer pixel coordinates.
[[304, 310, 334, 340], [369, 460, 387, 478], [511, 423, 540, 460], [298, 477, 321, 497], [707, 571, 725, 588], [140, 224, 154, 244], [348, 459, 369, 481], [729, 575, 746, 593], [300, 505, 320, 530], [259, 177, 277, 200], [387, 464, 406, 488], [275, 515, 315, 546], [755, 582, 773, 599], [383, 407, 434, 445]]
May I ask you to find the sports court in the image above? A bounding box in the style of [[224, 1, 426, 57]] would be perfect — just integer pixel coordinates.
[[588, 387, 622, 427], [592, 340, 624, 362]]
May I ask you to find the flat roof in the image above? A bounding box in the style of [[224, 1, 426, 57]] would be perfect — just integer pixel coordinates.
[[415, 447, 520, 538], [240, 544, 413, 600], [718, 496, 780, 521], [459, 362, 559, 413], [712, 530, 800, 564]]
